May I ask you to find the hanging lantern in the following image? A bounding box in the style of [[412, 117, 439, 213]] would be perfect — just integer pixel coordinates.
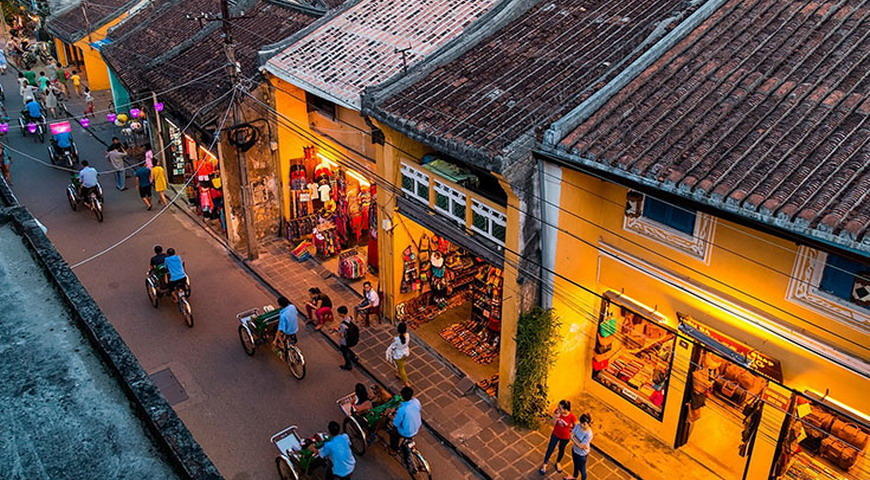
[[27, 122, 37, 134], [129, 108, 142, 118], [117, 113, 128, 123], [154, 102, 164, 112], [0, 123, 8, 133], [106, 112, 117, 122], [79, 117, 90, 128]]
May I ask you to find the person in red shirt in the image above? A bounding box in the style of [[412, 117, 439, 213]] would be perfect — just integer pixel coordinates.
[[539, 400, 577, 475]]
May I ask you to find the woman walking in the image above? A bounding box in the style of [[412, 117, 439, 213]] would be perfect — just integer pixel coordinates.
[[539, 400, 576, 475], [565, 414, 593, 480], [151, 162, 169, 206], [385, 322, 411, 387], [44, 87, 58, 118]]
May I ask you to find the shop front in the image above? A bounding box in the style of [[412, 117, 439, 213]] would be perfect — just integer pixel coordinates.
[[161, 117, 226, 235], [283, 146, 378, 294]]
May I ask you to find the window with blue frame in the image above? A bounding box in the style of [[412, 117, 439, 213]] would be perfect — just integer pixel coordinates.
[[818, 253, 869, 307], [642, 197, 697, 235]]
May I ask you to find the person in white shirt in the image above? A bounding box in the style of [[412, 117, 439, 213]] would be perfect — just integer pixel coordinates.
[[385, 322, 410, 386], [389, 386, 422, 453], [354, 281, 380, 326], [566, 413, 594, 480]]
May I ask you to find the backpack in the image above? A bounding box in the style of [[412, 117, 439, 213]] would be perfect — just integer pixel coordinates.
[[345, 321, 360, 347]]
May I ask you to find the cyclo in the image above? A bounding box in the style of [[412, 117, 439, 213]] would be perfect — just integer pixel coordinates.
[[146, 264, 194, 327], [67, 172, 104, 222], [236, 304, 306, 380], [271, 426, 333, 480], [337, 386, 432, 479], [19, 99, 45, 143], [47, 121, 78, 168]]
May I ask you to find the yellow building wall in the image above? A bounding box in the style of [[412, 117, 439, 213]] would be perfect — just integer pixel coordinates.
[[61, 14, 128, 91], [548, 166, 870, 478]]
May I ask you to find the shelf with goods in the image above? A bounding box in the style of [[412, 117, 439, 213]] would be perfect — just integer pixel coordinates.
[[470, 265, 503, 338]]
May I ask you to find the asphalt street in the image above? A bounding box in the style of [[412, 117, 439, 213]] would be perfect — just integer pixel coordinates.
[[1, 68, 477, 480]]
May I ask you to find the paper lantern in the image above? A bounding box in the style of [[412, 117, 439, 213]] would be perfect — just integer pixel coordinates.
[[0, 123, 8, 133], [106, 112, 117, 122], [78, 117, 90, 128], [117, 113, 128, 123], [129, 108, 141, 118], [27, 122, 37, 133], [154, 102, 164, 112]]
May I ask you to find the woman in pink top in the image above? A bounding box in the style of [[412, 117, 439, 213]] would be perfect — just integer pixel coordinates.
[[539, 400, 577, 475]]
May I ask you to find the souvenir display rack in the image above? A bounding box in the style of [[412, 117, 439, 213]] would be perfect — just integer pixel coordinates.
[[439, 321, 499, 365], [477, 374, 499, 397]]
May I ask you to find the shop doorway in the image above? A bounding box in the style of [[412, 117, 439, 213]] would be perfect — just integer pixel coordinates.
[[676, 347, 767, 480], [285, 146, 378, 295], [393, 216, 503, 397]]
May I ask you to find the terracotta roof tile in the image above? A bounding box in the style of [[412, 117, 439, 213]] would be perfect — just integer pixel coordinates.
[[265, 0, 499, 110], [46, 0, 138, 43], [559, 0, 869, 252], [369, 0, 698, 167]]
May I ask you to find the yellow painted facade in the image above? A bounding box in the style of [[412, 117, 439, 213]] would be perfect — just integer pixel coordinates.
[[547, 166, 869, 480], [54, 14, 128, 91]]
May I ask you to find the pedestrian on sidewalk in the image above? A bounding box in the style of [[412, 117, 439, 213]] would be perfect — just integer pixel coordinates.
[[151, 162, 168, 206], [134, 165, 153, 210], [37, 71, 49, 94], [336, 306, 359, 370], [385, 322, 411, 387], [539, 400, 577, 475], [83, 87, 95, 117], [305, 287, 333, 330], [17, 72, 28, 96], [0, 48, 8, 75], [144, 143, 154, 168], [44, 87, 58, 118], [107, 148, 127, 190], [23, 68, 36, 87], [70, 70, 82, 96], [564, 413, 593, 480]]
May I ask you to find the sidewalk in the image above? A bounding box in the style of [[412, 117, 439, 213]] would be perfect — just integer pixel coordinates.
[[248, 240, 637, 480]]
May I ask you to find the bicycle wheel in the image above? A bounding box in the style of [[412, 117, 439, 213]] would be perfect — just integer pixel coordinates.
[[275, 456, 300, 480], [66, 188, 77, 211], [238, 325, 256, 356], [285, 345, 306, 380], [405, 449, 432, 480], [342, 416, 367, 456], [92, 198, 104, 222], [146, 278, 159, 308], [179, 296, 194, 328]]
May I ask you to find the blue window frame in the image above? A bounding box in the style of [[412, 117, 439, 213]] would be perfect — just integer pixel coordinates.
[[818, 253, 868, 305], [642, 197, 696, 235]]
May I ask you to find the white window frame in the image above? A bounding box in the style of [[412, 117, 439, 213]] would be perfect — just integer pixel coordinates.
[[433, 181, 466, 225], [623, 195, 715, 262], [400, 163, 430, 204], [786, 246, 870, 329], [471, 199, 507, 245]]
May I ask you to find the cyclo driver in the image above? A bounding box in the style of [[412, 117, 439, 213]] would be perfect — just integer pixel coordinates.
[[76, 160, 100, 200], [389, 387, 422, 454], [52, 128, 73, 155], [162, 248, 188, 296], [273, 296, 299, 349], [24, 96, 43, 122]]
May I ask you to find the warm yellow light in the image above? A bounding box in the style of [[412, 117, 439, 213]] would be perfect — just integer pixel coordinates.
[[317, 153, 370, 186]]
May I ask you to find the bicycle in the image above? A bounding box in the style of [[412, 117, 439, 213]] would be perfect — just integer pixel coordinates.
[[237, 305, 306, 380]]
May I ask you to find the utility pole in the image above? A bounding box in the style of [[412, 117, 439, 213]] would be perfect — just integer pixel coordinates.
[[220, 0, 259, 260]]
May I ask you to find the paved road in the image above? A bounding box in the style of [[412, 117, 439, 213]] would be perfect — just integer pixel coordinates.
[[1, 68, 476, 480]]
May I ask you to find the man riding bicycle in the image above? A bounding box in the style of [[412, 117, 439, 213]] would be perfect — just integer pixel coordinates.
[[52, 128, 73, 155], [24, 97, 43, 122], [274, 296, 299, 348], [389, 387, 422, 454], [76, 160, 100, 200], [163, 248, 188, 296]]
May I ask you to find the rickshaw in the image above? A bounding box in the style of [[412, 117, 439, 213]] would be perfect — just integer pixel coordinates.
[[146, 265, 194, 327], [271, 425, 331, 480], [337, 388, 432, 479], [66, 173, 104, 222], [18, 105, 45, 143], [47, 121, 78, 168], [237, 305, 306, 380]]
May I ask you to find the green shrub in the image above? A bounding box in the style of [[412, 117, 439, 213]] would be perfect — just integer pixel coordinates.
[[511, 307, 560, 429]]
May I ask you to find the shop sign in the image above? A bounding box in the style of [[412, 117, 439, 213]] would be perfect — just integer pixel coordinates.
[[678, 313, 783, 382]]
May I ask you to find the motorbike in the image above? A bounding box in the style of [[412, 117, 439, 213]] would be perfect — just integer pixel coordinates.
[[66, 178, 104, 222]]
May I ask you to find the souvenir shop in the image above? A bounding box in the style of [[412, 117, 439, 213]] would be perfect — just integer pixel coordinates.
[[391, 213, 504, 398], [772, 392, 867, 480], [673, 315, 779, 480], [285, 146, 377, 293], [163, 118, 226, 234]]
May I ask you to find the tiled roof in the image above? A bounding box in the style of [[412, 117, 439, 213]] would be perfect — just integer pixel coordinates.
[[46, 0, 139, 43], [104, 1, 318, 128], [555, 0, 870, 253], [264, 0, 500, 110], [366, 0, 699, 170]]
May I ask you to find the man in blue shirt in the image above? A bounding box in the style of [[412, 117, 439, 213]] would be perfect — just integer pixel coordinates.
[[275, 296, 299, 346], [163, 248, 187, 293], [25, 98, 43, 121], [76, 160, 100, 200], [390, 386, 422, 453], [317, 421, 355, 479]]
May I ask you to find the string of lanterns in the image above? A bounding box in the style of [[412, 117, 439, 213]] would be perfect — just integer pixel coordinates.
[[0, 101, 165, 133]]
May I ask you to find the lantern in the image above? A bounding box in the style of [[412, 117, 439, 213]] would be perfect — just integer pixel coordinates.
[[129, 108, 141, 118], [106, 112, 117, 122], [0, 123, 8, 133], [79, 117, 90, 128], [154, 102, 164, 112], [117, 113, 128, 123], [27, 122, 37, 134]]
